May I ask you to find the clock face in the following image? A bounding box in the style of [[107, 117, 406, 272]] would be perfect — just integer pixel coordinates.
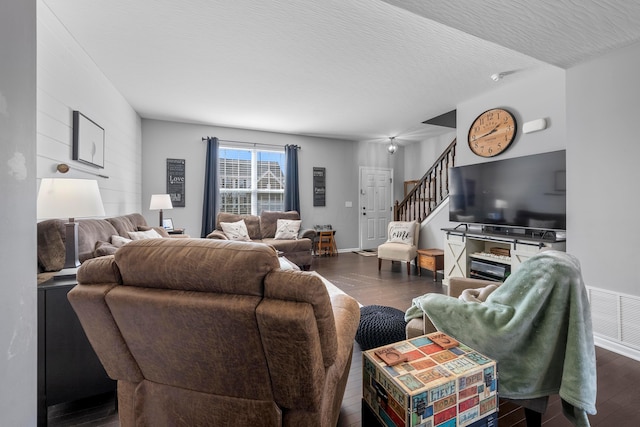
[[468, 108, 517, 157]]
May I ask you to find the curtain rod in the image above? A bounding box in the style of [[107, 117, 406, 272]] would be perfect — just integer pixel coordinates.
[[201, 137, 300, 150]]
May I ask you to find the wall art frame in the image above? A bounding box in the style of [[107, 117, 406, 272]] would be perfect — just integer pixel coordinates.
[[73, 110, 105, 168]]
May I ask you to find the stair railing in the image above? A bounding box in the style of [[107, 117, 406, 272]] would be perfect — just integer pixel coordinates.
[[394, 138, 456, 222]]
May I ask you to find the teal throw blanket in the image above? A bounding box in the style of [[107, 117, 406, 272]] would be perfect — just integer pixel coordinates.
[[405, 250, 597, 427]]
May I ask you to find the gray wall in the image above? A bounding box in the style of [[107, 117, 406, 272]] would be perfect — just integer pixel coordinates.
[[567, 41, 640, 296], [456, 67, 567, 167], [141, 119, 361, 249], [403, 130, 456, 182], [0, 1, 37, 424]]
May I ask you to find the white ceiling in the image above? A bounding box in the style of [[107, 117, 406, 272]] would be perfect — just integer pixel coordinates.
[[41, 0, 640, 143]]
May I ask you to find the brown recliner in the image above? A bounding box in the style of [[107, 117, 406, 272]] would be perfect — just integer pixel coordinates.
[[68, 238, 360, 427]]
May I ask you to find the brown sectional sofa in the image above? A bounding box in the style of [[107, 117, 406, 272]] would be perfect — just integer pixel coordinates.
[[37, 213, 183, 282], [68, 238, 361, 426], [206, 211, 315, 269]]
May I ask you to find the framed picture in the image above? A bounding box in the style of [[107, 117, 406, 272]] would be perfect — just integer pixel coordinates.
[[73, 110, 105, 168], [162, 218, 174, 231]]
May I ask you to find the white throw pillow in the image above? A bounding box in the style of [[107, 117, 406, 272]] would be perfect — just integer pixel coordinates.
[[127, 229, 163, 240], [387, 221, 415, 245], [220, 220, 251, 241], [111, 235, 133, 247], [275, 219, 301, 240]]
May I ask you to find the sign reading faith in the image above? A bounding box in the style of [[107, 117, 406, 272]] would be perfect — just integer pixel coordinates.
[[166, 158, 185, 207]]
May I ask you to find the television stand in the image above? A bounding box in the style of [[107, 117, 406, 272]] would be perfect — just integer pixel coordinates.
[[442, 227, 566, 286]]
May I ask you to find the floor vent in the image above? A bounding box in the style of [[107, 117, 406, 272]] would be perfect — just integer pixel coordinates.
[[588, 287, 640, 351]]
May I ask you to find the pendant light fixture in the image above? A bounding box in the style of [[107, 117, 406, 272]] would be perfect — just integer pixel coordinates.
[[387, 137, 397, 154]]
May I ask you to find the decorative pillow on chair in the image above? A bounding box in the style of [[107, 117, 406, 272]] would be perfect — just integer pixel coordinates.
[[220, 220, 251, 241], [127, 229, 163, 240], [111, 235, 133, 247], [387, 221, 416, 245], [275, 219, 301, 240]]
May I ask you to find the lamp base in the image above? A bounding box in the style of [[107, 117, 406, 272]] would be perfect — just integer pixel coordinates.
[[53, 267, 78, 281]]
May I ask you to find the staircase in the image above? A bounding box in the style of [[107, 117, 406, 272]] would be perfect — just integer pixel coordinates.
[[394, 138, 456, 222]]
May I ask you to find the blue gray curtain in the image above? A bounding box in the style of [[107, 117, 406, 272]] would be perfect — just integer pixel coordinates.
[[201, 137, 219, 237], [284, 144, 300, 213]]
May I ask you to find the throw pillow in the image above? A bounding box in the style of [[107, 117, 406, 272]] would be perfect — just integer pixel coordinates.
[[220, 220, 251, 241], [387, 221, 415, 245], [138, 225, 170, 238], [127, 229, 163, 240], [111, 235, 133, 248], [94, 241, 118, 257], [274, 219, 301, 240]]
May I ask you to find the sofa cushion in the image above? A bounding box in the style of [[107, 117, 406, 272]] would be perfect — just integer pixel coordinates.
[[217, 213, 262, 240], [262, 238, 311, 253], [77, 220, 120, 263], [113, 239, 279, 293], [274, 219, 301, 240], [105, 215, 137, 237], [260, 211, 300, 239], [220, 220, 252, 241], [94, 241, 119, 257]]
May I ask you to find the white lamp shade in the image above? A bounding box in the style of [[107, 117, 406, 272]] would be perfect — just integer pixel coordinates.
[[37, 178, 105, 220], [149, 194, 173, 210]]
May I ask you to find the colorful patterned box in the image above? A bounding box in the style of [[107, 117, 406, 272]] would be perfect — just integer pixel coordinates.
[[363, 334, 498, 427]]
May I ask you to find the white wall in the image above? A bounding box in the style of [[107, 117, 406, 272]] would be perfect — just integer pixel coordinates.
[[37, 1, 142, 215], [141, 119, 361, 248], [0, 1, 37, 424], [567, 41, 640, 296]]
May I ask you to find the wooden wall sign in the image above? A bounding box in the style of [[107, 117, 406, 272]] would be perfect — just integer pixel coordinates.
[[166, 158, 185, 207], [313, 167, 326, 207]]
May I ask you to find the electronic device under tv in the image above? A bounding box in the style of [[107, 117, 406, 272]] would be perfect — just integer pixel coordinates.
[[449, 150, 566, 232]]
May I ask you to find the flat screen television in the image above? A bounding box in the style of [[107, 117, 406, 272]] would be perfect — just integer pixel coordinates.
[[449, 150, 566, 231]]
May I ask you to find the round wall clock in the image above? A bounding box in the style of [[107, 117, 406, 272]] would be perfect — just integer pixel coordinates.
[[467, 108, 517, 157]]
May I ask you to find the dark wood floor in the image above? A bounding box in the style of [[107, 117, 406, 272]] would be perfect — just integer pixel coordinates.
[[49, 253, 640, 426]]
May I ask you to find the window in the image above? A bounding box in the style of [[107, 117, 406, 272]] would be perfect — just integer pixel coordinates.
[[219, 147, 285, 215]]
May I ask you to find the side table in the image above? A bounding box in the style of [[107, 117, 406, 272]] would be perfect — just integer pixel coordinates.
[[417, 248, 445, 281], [38, 278, 116, 425]]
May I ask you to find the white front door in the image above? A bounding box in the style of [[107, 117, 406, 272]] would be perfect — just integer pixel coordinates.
[[359, 167, 393, 250]]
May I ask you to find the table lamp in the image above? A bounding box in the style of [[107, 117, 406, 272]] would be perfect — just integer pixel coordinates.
[[37, 178, 106, 279], [149, 194, 173, 227]]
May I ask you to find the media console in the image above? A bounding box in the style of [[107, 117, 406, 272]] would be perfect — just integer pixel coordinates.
[[442, 226, 566, 286]]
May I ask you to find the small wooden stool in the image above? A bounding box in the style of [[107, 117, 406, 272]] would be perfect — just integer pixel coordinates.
[[417, 249, 444, 281]]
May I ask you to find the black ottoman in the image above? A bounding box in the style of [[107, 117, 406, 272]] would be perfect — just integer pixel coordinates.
[[355, 305, 407, 351]]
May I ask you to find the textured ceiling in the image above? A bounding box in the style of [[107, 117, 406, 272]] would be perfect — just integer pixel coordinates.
[[41, 0, 640, 142], [381, 0, 640, 68]]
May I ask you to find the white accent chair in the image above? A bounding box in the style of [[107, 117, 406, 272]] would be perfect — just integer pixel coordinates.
[[377, 221, 420, 275]]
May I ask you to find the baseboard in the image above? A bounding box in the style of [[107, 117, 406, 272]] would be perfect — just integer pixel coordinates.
[[594, 336, 640, 362], [339, 247, 361, 253]]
